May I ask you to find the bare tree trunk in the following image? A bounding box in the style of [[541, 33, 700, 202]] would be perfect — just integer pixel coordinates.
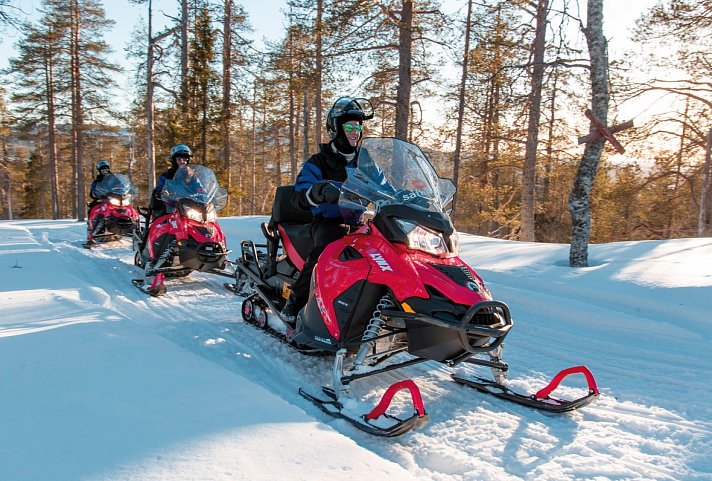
[[568, 0, 608, 267], [314, 0, 323, 149], [222, 0, 232, 213], [302, 89, 310, 159], [542, 67, 559, 207], [520, 0, 548, 242], [289, 84, 296, 182], [451, 0, 473, 218], [180, 0, 189, 112], [251, 84, 257, 215], [0, 133, 10, 220], [395, 0, 413, 140], [70, 0, 86, 221], [146, 0, 157, 196], [699, 128, 712, 236], [669, 100, 689, 237], [44, 35, 60, 219]]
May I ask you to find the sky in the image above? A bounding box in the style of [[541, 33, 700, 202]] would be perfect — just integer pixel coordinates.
[[1, 0, 660, 102], [1, 216, 710, 480]]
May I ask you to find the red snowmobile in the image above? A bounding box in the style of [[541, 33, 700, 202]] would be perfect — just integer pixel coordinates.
[[133, 164, 231, 296], [84, 173, 140, 248], [232, 137, 598, 436]]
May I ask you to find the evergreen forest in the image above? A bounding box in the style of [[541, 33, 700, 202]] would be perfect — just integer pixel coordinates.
[[0, 0, 710, 249]]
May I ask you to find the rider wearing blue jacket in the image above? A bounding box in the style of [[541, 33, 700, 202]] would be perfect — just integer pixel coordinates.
[[151, 144, 192, 219], [282, 97, 374, 323]]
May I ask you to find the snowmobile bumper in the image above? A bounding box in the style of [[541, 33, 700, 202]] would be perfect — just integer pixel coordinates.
[[177, 240, 229, 271], [105, 215, 138, 237], [382, 300, 513, 364]]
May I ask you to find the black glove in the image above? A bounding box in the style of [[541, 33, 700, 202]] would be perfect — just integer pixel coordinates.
[[309, 181, 340, 204]]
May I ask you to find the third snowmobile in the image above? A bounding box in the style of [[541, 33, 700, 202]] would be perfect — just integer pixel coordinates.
[[85, 173, 140, 247]]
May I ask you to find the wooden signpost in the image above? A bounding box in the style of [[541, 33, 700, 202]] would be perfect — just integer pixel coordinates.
[[577, 109, 634, 154]]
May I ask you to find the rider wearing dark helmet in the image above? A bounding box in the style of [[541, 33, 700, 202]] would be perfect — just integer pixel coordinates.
[[89, 160, 111, 204], [281, 97, 374, 323], [150, 144, 192, 219], [85, 160, 112, 246]]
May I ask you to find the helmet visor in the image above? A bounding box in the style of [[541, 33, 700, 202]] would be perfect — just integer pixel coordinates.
[[331, 97, 374, 121]]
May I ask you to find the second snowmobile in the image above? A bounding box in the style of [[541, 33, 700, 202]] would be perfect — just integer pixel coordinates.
[[231, 137, 598, 436], [133, 164, 231, 296]]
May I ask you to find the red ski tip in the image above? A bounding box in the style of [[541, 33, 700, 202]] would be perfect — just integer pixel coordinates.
[[365, 379, 427, 420], [149, 272, 165, 290], [534, 365, 599, 400]]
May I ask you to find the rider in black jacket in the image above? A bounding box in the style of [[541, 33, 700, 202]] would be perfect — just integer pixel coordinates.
[[281, 97, 374, 323]]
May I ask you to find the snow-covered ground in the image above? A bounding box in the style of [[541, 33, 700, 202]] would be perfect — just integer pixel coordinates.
[[1, 217, 710, 481]]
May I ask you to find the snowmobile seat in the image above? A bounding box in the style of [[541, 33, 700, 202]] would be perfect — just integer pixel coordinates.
[[271, 185, 313, 225], [270, 185, 314, 270]]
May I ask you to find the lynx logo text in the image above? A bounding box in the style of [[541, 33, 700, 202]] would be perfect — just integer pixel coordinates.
[[370, 253, 393, 272]]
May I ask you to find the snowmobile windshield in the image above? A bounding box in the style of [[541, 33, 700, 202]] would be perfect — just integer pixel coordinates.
[[93, 173, 138, 201], [339, 137, 455, 217], [162, 164, 228, 211]]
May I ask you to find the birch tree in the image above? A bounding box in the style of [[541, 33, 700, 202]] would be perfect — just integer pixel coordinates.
[[568, 0, 608, 267]]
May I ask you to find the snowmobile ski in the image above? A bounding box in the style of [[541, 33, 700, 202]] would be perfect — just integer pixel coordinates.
[[452, 365, 599, 413], [299, 379, 429, 437], [132, 273, 167, 297], [82, 242, 95, 249]]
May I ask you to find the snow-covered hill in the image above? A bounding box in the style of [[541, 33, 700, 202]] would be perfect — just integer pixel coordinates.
[[1, 218, 710, 481]]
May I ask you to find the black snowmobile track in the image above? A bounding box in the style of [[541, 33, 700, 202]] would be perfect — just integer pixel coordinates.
[[299, 386, 429, 437], [241, 293, 330, 357], [451, 373, 599, 413]]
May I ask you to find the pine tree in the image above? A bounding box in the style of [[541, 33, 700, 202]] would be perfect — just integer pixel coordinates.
[[7, 18, 65, 218]]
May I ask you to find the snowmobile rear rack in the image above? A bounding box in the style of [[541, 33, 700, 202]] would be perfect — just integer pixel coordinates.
[[299, 379, 429, 437], [452, 365, 599, 413]]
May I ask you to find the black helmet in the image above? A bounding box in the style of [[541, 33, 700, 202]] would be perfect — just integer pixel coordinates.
[[96, 160, 110, 173], [326, 97, 374, 140], [169, 144, 192, 167], [170, 144, 192, 161]]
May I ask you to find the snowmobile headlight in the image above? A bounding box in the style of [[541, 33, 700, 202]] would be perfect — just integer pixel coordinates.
[[109, 197, 122, 206], [184, 206, 204, 223], [395, 219, 448, 256], [205, 205, 217, 223]]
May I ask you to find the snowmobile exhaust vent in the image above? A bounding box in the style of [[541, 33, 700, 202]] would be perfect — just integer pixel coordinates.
[[430, 263, 478, 289]]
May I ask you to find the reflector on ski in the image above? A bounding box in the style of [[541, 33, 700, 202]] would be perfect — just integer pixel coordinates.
[[452, 365, 599, 413], [299, 379, 429, 437]]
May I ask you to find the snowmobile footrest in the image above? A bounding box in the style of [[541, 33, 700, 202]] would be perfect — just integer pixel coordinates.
[[452, 365, 599, 413], [299, 380, 429, 437]]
